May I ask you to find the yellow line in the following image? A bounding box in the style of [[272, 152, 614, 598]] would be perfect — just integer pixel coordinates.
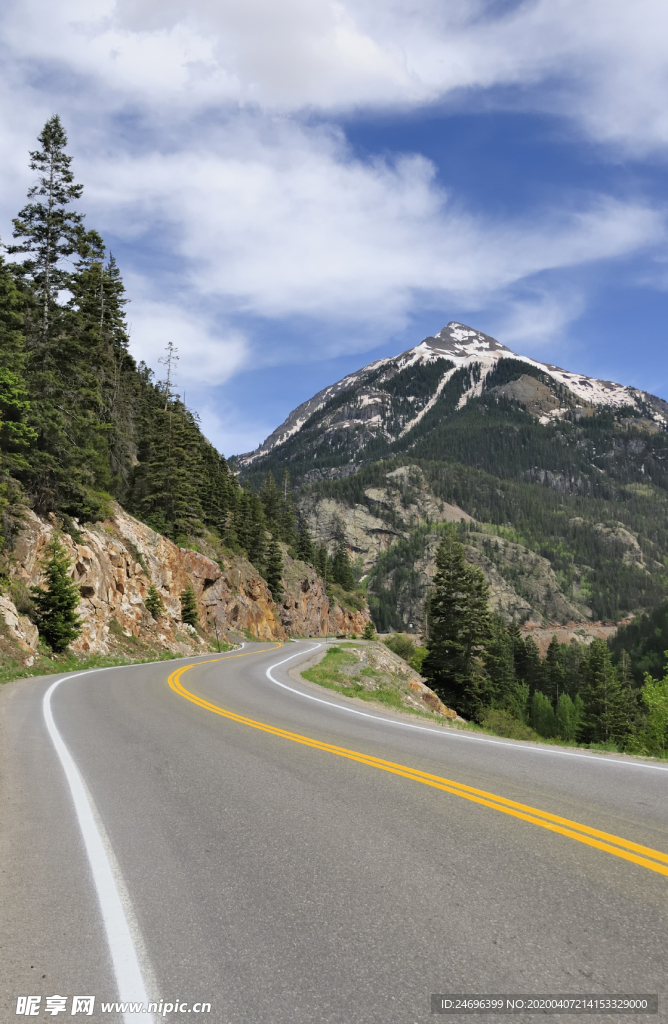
[[169, 654, 668, 879]]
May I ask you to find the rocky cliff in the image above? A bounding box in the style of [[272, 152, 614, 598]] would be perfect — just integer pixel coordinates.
[[1, 503, 371, 667], [279, 550, 370, 636]]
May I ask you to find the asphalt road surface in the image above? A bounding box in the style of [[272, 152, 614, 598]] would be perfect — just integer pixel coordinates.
[[1, 641, 667, 1024]]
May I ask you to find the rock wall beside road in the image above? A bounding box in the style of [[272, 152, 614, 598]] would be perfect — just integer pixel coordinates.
[[1, 503, 371, 666]]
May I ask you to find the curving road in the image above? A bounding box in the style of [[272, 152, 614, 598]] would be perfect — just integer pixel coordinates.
[[1, 641, 667, 1023]]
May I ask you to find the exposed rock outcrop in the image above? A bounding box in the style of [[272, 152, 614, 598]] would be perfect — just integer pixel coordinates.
[[298, 464, 472, 573], [297, 464, 591, 629], [278, 551, 371, 636], [8, 504, 288, 656], [1, 502, 372, 663], [520, 620, 623, 656]]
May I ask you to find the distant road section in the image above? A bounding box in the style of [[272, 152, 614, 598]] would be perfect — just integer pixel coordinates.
[[2, 642, 667, 1022]]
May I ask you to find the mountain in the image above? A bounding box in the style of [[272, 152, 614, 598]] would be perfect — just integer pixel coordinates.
[[238, 322, 668, 477], [237, 322, 668, 631]]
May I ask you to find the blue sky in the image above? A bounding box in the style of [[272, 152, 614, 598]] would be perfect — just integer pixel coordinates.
[[1, 0, 667, 456]]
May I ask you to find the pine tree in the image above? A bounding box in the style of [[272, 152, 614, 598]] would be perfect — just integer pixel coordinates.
[[10, 116, 84, 345], [31, 536, 82, 652], [362, 620, 376, 640], [530, 690, 556, 738], [483, 615, 516, 707], [278, 470, 298, 545], [581, 639, 621, 744], [130, 395, 205, 542], [562, 639, 586, 698], [0, 257, 34, 546], [265, 536, 284, 601], [9, 118, 111, 516], [522, 636, 545, 693], [316, 543, 332, 586], [422, 529, 491, 718], [331, 542, 355, 591], [180, 581, 199, 627], [145, 584, 164, 619], [260, 472, 280, 526], [544, 635, 564, 704], [296, 522, 316, 564], [556, 692, 580, 742], [507, 621, 527, 681]]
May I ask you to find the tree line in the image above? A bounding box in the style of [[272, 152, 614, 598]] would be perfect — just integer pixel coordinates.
[[422, 527, 668, 757]]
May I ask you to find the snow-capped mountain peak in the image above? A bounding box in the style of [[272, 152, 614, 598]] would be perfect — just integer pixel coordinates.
[[236, 322, 666, 467]]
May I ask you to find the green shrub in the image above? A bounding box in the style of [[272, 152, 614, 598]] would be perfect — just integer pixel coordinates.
[[482, 708, 541, 741], [384, 632, 416, 662], [145, 584, 164, 619], [180, 582, 199, 627]]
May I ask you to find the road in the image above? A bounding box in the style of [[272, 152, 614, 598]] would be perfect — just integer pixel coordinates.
[[1, 641, 667, 1023]]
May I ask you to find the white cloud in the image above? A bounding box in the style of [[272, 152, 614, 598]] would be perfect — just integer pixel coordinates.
[[4, 0, 668, 150], [82, 125, 662, 339], [484, 285, 588, 351], [126, 300, 248, 386]]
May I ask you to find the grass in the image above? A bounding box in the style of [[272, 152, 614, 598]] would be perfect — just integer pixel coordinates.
[[301, 645, 444, 721], [0, 648, 180, 686]]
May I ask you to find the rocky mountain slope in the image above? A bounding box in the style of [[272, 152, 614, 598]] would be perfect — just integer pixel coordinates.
[[238, 322, 668, 477], [0, 504, 370, 668], [236, 321, 668, 631]]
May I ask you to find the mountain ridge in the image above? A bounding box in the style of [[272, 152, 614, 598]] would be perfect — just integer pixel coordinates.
[[237, 322, 668, 469], [235, 320, 668, 631]]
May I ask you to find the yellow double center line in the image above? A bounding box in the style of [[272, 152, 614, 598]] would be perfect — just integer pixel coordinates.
[[169, 649, 668, 878]]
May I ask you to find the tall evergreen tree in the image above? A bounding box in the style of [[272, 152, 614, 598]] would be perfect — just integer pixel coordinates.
[[522, 636, 546, 693], [278, 470, 298, 545], [260, 472, 280, 525], [530, 690, 556, 737], [296, 522, 316, 564], [130, 395, 205, 542], [483, 615, 516, 707], [544, 635, 565, 704], [315, 542, 332, 587], [10, 115, 84, 345], [180, 581, 199, 627], [9, 118, 110, 515], [581, 639, 621, 743], [422, 529, 491, 718], [31, 536, 82, 652], [265, 536, 284, 601], [331, 542, 355, 591], [0, 256, 35, 486]]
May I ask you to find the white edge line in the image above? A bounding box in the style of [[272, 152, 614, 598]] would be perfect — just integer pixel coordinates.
[[265, 645, 668, 773], [43, 670, 157, 1023]]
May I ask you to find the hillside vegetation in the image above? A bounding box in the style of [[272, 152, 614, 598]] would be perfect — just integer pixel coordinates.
[[239, 334, 668, 628], [0, 117, 370, 638]]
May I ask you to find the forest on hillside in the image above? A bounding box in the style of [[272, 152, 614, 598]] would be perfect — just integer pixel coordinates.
[[304, 456, 668, 624], [0, 117, 336, 601], [0, 118, 368, 614]]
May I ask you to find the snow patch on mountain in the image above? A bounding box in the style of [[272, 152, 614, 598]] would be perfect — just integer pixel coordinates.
[[236, 321, 665, 466], [398, 366, 458, 438]]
